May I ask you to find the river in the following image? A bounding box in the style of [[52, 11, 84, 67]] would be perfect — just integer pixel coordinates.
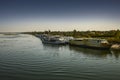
[[0, 34, 120, 80]]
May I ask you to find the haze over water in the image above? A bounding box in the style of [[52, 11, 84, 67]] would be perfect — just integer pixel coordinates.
[[0, 34, 120, 80]]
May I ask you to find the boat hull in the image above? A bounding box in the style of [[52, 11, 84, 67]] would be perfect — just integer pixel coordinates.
[[42, 41, 66, 45], [69, 38, 111, 50], [36, 34, 67, 45], [69, 44, 110, 50]]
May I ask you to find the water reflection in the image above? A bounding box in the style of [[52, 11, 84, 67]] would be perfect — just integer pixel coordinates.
[[69, 46, 112, 58], [42, 44, 66, 51], [111, 50, 120, 60], [41, 42, 120, 59], [42, 44, 66, 57], [69, 46, 120, 60]]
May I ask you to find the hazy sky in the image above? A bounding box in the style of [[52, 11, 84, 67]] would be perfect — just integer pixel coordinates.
[[0, 0, 120, 32]]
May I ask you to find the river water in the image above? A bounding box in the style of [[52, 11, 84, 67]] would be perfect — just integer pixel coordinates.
[[0, 34, 120, 80]]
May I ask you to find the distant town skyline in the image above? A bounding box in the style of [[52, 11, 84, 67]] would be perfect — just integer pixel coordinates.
[[0, 0, 120, 32]]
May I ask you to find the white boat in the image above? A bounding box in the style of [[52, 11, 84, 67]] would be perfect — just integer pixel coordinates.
[[111, 44, 120, 50], [36, 34, 67, 45], [63, 36, 74, 44], [69, 38, 111, 50]]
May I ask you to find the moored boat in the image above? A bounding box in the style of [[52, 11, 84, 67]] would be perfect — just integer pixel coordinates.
[[111, 44, 120, 50], [63, 36, 74, 44], [36, 34, 67, 45], [69, 38, 111, 50]]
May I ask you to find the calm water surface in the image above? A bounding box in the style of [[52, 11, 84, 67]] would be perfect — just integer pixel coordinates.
[[0, 34, 120, 80]]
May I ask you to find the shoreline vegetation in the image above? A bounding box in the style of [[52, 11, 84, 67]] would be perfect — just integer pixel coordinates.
[[24, 29, 120, 44]]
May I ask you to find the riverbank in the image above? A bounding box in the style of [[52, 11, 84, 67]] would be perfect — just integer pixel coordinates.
[[23, 30, 120, 44]]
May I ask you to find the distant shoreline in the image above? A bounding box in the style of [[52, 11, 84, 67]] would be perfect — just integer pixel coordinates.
[[23, 30, 120, 44], [0, 30, 120, 44]]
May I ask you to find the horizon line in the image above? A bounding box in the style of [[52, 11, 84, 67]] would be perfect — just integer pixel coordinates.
[[0, 29, 119, 33]]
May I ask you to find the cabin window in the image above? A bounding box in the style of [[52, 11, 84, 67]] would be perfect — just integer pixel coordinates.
[[97, 40, 100, 43], [75, 40, 83, 41]]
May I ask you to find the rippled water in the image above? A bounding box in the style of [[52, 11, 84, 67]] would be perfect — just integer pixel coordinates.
[[0, 34, 120, 80]]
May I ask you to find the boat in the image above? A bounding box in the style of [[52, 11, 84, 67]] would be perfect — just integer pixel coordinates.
[[69, 38, 111, 50], [63, 36, 74, 44], [36, 34, 67, 45], [111, 44, 120, 50]]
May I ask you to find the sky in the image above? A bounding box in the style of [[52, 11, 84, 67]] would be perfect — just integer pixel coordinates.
[[0, 0, 120, 32]]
